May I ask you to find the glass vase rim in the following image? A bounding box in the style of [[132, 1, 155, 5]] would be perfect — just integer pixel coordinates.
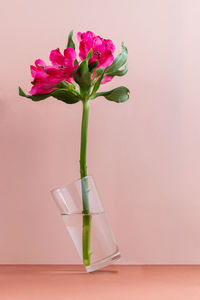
[[51, 174, 93, 194]]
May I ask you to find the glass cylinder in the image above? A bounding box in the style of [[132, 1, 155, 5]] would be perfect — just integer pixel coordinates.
[[51, 176, 121, 272]]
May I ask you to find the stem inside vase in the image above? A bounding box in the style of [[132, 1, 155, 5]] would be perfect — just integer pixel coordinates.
[[80, 100, 91, 266]]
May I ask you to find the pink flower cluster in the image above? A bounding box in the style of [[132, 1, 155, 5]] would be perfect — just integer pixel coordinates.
[[30, 31, 115, 95], [30, 48, 77, 95]]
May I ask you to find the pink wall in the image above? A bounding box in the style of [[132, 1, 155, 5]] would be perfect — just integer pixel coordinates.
[[0, 0, 200, 264]]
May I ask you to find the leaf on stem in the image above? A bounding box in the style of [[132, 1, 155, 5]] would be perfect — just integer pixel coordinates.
[[105, 42, 128, 75], [73, 50, 93, 97], [93, 67, 104, 79], [91, 86, 130, 103], [19, 87, 51, 101], [105, 63, 128, 77], [67, 30, 75, 50], [90, 71, 105, 98], [88, 61, 98, 73], [19, 87, 80, 104]]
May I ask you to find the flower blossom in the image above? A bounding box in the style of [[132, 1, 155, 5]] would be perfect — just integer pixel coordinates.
[[77, 31, 115, 83], [30, 47, 77, 95]]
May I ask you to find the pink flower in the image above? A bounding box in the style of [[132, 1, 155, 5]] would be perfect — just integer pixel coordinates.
[[29, 59, 62, 95], [29, 47, 77, 95], [77, 31, 115, 68], [77, 31, 115, 84], [49, 47, 77, 82]]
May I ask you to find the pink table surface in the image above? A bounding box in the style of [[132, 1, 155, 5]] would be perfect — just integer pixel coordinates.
[[0, 265, 200, 300]]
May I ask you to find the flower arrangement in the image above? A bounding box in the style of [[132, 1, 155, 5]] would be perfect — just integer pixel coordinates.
[[19, 30, 129, 268]]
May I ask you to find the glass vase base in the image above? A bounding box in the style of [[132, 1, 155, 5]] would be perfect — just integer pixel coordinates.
[[85, 251, 121, 273], [51, 176, 121, 274]]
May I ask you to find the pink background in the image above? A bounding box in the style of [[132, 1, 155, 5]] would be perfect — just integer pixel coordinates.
[[0, 0, 200, 264]]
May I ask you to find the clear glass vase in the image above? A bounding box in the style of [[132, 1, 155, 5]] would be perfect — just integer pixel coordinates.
[[51, 176, 121, 272]]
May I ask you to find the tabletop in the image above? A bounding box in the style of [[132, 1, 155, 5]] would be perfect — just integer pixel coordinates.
[[0, 265, 200, 300]]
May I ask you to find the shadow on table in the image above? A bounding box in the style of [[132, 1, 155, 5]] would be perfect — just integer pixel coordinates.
[[38, 269, 118, 275], [0, 266, 119, 275]]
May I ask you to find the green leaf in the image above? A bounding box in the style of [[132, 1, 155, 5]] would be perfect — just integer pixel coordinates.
[[86, 49, 93, 63], [18, 87, 80, 104], [88, 61, 98, 73], [90, 71, 105, 97], [73, 50, 93, 97], [106, 63, 128, 77], [91, 86, 130, 103], [93, 67, 104, 78], [74, 59, 78, 66], [39, 65, 45, 71], [19, 86, 29, 97], [67, 30, 75, 49], [56, 80, 70, 88], [73, 61, 91, 92], [105, 42, 128, 74], [19, 87, 51, 101], [51, 89, 80, 104]]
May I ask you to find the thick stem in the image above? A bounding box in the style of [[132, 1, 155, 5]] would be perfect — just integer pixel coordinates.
[[80, 100, 91, 266]]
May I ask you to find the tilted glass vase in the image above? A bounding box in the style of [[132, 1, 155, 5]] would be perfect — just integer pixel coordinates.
[[51, 176, 121, 272]]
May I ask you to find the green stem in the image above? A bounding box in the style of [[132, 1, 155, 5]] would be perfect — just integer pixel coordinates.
[[80, 100, 91, 266]]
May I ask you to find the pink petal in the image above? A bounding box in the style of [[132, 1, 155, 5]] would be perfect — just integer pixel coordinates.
[[101, 76, 113, 84], [45, 66, 61, 76], [78, 31, 95, 60], [99, 53, 114, 68], [79, 41, 86, 60], [34, 70, 49, 82], [79, 40, 92, 60], [84, 31, 95, 39], [93, 36, 103, 48], [35, 59, 46, 68], [46, 66, 74, 83], [30, 59, 47, 77], [65, 77, 73, 83], [78, 31, 115, 70], [29, 84, 56, 95], [30, 65, 37, 77], [64, 47, 76, 62], [49, 48, 66, 67], [103, 39, 115, 53], [77, 32, 82, 42]]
